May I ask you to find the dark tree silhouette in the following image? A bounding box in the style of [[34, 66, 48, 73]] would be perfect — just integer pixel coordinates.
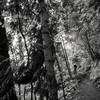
[[38, 0, 58, 99]]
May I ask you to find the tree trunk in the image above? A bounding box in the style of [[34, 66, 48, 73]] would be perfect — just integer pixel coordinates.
[[24, 85, 26, 100], [60, 42, 72, 78], [0, 15, 18, 100], [56, 58, 66, 100], [18, 84, 21, 100], [82, 32, 100, 67], [42, 30, 58, 100], [31, 82, 33, 100], [39, 1, 58, 100], [84, 33, 95, 62]]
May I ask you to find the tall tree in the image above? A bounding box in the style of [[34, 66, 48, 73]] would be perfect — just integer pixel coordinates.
[[0, 12, 18, 100], [39, 0, 58, 100]]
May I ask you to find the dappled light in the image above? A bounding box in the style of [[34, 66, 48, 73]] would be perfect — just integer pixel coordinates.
[[0, 0, 100, 100]]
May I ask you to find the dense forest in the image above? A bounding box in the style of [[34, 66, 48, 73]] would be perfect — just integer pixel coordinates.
[[0, 0, 100, 100]]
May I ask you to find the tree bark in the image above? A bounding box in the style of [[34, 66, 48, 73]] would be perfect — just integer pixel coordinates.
[[0, 15, 18, 100], [42, 29, 58, 100], [39, 1, 58, 100], [18, 84, 21, 100], [84, 33, 95, 61], [24, 85, 26, 100], [56, 57, 66, 100], [31, 82, 33, 100]]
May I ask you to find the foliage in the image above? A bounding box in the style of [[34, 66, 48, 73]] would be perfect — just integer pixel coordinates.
[[1, 0, 100, 100]]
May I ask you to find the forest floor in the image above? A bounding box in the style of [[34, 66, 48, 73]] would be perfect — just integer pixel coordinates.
[[77, 78, 100, 100]]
